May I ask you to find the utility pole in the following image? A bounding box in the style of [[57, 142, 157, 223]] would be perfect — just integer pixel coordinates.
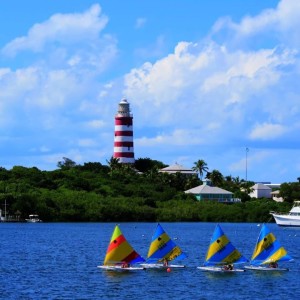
[[246, 147, 249, 182]]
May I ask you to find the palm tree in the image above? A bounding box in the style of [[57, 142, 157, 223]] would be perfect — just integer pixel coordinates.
[[106, 156, 120, 174], [192, 159, 209, 180], [209, 169, 224, 187]]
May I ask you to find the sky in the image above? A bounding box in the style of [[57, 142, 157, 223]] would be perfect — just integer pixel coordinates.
[[0, 0, 299, 183]]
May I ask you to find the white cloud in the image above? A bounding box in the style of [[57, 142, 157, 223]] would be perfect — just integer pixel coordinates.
[[2, 4, 108, 56], [249, 123, 287, 140], [136, 129, 204, 147], [211, 0, 300, 48]]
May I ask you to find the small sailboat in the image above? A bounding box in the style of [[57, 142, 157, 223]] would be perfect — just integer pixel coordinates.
[[98, 225, 146, 271], [245, 224, 293, 271], [198, 224, 248, 272], [141, 223, 187, 269]]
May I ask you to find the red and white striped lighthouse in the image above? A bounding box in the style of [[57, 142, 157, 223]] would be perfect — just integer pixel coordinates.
[[113, 98, 135, 164]]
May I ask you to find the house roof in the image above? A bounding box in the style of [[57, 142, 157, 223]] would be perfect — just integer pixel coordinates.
[[159, 163, 197, 175], [251, 183, 272, 190], [185, 184, 233, 195]]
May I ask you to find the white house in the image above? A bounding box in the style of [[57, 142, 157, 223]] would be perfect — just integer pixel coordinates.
[[249, 183, 272, 199], [185, 180, 237, 202]]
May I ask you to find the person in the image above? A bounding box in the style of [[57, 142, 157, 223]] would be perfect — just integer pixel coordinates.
[[269, 262, 278, 268], [163, 258, 169, 267], [223, 264, 233, 271], [121, 262, 130, 268]]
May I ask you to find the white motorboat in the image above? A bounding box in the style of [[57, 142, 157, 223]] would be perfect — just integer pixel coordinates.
[[25, 214, 42, 223], [270, 201, 300, 226]]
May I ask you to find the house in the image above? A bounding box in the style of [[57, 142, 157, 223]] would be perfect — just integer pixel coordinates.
[[159, 163, 198, 176], [249, 183, 272, 199], [184, 180, 237, 203]]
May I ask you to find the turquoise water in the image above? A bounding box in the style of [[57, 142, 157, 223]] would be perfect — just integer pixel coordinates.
[[1, 222, 299, 299]]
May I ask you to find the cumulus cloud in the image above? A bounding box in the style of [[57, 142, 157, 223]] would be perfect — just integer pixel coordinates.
[[122, 0, 300, 182], [210, 0, 300, 48], [0, 4, 118, 168], [2, 4, 108, 56]]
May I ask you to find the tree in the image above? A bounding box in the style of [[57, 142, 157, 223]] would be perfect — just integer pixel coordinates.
[[134, 157, 166, 173], [106, 156, 120, 170], [192, 159, 209, 180], [57, 157, 76, 169], [208, 169, 224, 186]]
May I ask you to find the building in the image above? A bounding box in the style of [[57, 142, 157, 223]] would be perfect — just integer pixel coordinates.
[[159, 163, 198, 176], [249, 183, 272, 199], [185, 180, 237, 203], [113, 98, 135, 164]]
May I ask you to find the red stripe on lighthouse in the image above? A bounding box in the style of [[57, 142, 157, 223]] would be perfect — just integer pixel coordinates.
[[114, 142, 133, 147], [114, 131, 133, 136], [114, 152, 134, 158]]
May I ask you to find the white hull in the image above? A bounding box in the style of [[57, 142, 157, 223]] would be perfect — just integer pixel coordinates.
[[25, 219, 42, 223], [245, 265, 289, 271], [141, 263, 185, 269], [25, 214, 42, 223], [197, 266, 245, 272], [97, 265, 146, 271], [270, 213, 300, 227]]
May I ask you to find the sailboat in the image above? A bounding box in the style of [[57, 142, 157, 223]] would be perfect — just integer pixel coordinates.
[[98, 225, 146, 271], [141, 223, 187, 269], [245, 224, 293, 271], [197, 224, 248, 272]]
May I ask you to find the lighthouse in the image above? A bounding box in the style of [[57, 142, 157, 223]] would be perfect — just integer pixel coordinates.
[[113, 98, 135, 164]]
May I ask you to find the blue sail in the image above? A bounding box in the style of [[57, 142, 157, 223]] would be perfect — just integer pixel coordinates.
[[203, 224, 248, 266], [250, 224, 293, 266], [146, 223, 187, 263]]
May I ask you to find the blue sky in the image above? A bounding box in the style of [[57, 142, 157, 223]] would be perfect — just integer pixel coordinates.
[[0, 0, 299, 183]]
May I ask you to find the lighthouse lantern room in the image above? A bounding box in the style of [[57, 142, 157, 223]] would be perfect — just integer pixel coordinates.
[[113, 98, 135, 164]]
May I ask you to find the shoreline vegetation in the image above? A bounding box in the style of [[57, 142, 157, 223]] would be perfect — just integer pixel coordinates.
[[0, 157, 298, 223]]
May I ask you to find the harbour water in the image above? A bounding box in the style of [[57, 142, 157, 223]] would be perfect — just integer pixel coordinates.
[[1, 222, 299, 299]]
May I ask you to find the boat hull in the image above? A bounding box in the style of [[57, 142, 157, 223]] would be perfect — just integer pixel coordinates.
[[197, 266, 245, 272], [141, 263, 185, 269], [270, 213, 300, 227], [97, 265, 146, 271], [245, 265, 289, 271]]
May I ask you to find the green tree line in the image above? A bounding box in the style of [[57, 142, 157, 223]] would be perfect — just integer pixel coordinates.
[[0, 157, 298, 222]]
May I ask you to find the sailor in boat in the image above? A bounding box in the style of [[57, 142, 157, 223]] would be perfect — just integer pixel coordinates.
[[223, 264, 233, 271], [121, 262, 130, 268], [163, 258, 169, 267], [269, 262, 278, 269]]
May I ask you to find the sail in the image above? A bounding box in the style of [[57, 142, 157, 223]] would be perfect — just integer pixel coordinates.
[[250, 224, 293, 266], [103, 225, 145, 265], [203, 224, 248, 266], [146, 223, 187, 263]]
